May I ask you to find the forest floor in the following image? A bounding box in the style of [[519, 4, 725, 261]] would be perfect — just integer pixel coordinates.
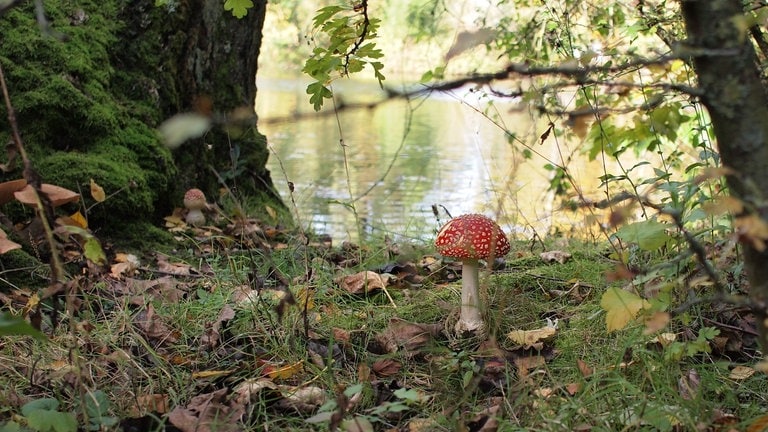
[[0, 211, 767, 432]]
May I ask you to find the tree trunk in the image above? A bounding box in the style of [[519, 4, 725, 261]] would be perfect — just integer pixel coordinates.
[[115, 0, 282, 204], [681, 0, 768, 349], [0, 0, 282, 237]]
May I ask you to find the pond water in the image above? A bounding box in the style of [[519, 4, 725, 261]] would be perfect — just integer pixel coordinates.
[[256, 77, 615, 243]]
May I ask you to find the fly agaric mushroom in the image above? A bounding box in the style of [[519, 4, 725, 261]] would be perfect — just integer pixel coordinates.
[[435, 214, 510, 335], [183, 188, 207, 226]]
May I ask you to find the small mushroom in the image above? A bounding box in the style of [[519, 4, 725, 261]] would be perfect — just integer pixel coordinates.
[[435, 214, 510, 336], [183, 188, 207, 226]]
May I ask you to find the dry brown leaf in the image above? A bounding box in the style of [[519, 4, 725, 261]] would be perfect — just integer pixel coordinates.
[[338, 271, 386, 294], [372, 358, 402, 377], [14, 183, 80, 207], [0, 229, 21, 254], [277, 386, 327, 413], [156, 254, 192, 275], [702, 195, 744, 216], [678, 369, 700, 400], [729, 365, 756, 380], [577, 358, 593, 378], [200, 305, 235, 350], [507, 325, 556, 348], [540, 250, 572, 264], [735, 214, 768, 251], [565, 383, 581, 395], [0, 179, 27, 205], [514, 355, 546, 378], [747, 414, 768, 432], [643, 311, 670, 335], [134, 303, 178, 345], [167, 388, 243, 432], [129, 393, 170, 417], [375, 318, 442, 356], [122, 276, 186, 304]]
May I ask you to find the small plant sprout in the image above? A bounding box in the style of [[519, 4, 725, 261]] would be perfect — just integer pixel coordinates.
[[435, 214, 510, 336], [183, 188, 207, 226]]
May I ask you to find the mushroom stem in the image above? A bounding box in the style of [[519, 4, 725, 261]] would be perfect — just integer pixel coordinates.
[[456, 259, 484, 334]]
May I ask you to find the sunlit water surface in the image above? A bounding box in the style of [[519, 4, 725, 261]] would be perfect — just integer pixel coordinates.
[[256, 77, 624, 243]]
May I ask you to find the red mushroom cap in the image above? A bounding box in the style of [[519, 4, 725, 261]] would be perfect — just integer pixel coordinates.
[[183, 188, 207, 210], [435, 214, 510, 260]]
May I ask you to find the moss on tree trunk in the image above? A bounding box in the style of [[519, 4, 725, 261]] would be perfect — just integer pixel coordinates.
[[0, 0, 282, 243]]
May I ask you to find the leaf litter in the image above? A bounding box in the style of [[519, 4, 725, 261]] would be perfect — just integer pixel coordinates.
[[0, 207, 765, 431]]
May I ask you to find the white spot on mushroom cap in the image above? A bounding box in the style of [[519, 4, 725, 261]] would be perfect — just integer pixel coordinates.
[[435, 214, 510, 259]]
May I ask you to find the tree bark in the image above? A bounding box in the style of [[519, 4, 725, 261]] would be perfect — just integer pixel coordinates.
[[681, 0, 768, 349], [115, 0, 282, 204]]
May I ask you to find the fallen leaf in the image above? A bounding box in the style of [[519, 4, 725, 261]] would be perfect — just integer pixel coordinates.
[[375, 318, 442, 356], [729, 365, 755, 380], [540, 250, 572, 264], [200, 305, 235, 350], [133, 304, 178, 345], [678, 369, 700, 400], [263, 360, 304, 380], [90, 178, 106, 202], [371, 358, 401, 377], [507, 325, 557, 348], [156, 254, 192, 276], [643, 311, 670, 334], [577, 359, 593, 378], [747, 414, 768, 432], [600, 287, 650, 332], [338, 271, 386, 294], [0, 229, 21, 254], [129, 393, 169, 416], [167, 388, 243, 432], [191, 370, 236, 379], [514, 355, 546, 378]]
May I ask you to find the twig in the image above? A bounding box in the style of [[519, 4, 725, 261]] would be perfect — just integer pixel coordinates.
[[343, 0, 370, 75]]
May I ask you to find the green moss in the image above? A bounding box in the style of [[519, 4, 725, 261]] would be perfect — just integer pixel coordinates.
[[0, 249, 47, 289], [35, 150, 153, 225], [0, 1, 177, 237]]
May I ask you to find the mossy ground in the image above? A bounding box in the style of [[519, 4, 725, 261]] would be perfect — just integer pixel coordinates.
[[0, 228, 764, 431]]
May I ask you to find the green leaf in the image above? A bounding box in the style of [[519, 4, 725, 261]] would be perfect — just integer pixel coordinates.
[[614, 220, 671, 251], [83, 237, 106, 266], [223, 0, 253, 18], [22, 398, 59, 415], [0, 312, 46, 340], [306, 82, 333, 111], [312, 5, 345, 28], [26, 411, 77, 432]]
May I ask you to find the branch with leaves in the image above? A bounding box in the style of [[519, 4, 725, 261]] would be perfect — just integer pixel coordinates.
[[302, 2, 385, 111]]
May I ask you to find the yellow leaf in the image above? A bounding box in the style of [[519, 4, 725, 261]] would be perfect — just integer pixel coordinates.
[[702, 196, 743, 216], [192, 369, 235, 379], [600, 287, 650, 332], [265, 360, 304, 380], [265, 205, 277, 220], [69, 211, 88, 229], [90, 178, 106, 202], [729, 365, 755, 380], [507, 326, 557, 347]]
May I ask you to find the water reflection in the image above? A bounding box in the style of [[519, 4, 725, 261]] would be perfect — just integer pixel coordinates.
[[256, 76, 600, 242]]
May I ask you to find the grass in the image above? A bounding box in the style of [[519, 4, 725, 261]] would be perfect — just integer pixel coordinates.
[[0, 227, 766, 431]]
